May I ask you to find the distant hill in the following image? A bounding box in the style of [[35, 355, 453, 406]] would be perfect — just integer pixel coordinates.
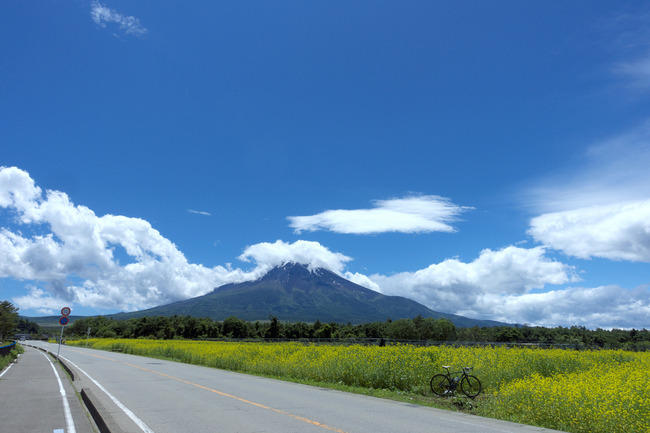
[[110, 263, 509, 327], [20, 315, 84, 327]]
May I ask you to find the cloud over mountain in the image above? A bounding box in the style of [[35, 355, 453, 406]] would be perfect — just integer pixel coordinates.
[[238, 240, 352, 275]]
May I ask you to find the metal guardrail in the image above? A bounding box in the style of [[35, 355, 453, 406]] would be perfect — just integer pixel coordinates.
[[0, 341, 16, 357]]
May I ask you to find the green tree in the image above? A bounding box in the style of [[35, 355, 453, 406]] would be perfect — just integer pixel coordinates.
[[284, 322, 309, 339], [17, 318, 42, 335], [0, 300, 19, 341], [387, 319, 420, 340], [315, 323, 333, 339], [222, 316, 248, 338], [265, 315, 282, 339], [358, 321, 386, 339], [415, 317, 455, 341], [311, 320, 322, 338], [431, 318, 456, 341], [494, 327, 524, 343]]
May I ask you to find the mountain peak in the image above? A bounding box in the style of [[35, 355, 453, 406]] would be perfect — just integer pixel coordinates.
[[259, 262, 343, 292], [279, 261, 332, 274], [110, 262, 510, 327]]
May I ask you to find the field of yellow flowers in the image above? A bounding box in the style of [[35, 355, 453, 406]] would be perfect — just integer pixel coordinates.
[[69, 339, 649, 433]]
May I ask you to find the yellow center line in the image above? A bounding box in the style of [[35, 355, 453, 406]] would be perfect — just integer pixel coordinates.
[[69, 348, 347, 433], [79, 351, 118, 361]]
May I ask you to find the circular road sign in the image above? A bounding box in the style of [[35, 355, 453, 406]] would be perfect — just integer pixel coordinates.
[[59, 316, 70, 326], [61, 307, 71, 316]]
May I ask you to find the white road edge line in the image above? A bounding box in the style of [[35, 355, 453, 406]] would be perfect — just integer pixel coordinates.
[[40, 350, 76, 433], [0, 359, 16, 378], [58, 354, 156, 433]]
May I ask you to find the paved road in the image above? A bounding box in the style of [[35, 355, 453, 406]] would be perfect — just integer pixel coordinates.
[[0, 344, 97, 432], [28, 341, 566, 433]]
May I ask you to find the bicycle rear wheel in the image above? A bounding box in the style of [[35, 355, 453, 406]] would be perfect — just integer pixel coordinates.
[[460, 375, 481, 398], [430, 374, 451, 396]]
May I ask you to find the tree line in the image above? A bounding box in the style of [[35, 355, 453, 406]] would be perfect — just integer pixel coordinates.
[[2, 297, 648, 350], [64, 314, 457, 342], [57, 314, 650, 350]]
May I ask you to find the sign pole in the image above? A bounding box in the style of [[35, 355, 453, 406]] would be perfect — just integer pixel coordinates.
[[57, 325, 65, 359]]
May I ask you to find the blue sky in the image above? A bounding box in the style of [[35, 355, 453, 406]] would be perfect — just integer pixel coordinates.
[[1, 1, 649, 329]]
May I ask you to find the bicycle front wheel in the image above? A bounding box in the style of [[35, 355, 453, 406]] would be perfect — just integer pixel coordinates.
[[460, 375, 481, 398], [430, 374, 451, 397]]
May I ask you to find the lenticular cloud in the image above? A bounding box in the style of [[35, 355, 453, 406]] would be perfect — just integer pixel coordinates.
[[288, 195, 473, 234]]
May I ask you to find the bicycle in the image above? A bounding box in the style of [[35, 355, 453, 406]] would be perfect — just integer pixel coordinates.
[[430, 366, 482, 398]]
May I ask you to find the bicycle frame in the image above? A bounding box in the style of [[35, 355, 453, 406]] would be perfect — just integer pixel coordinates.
[[430, 366, 481, 398], [444, 366, 466, 389]]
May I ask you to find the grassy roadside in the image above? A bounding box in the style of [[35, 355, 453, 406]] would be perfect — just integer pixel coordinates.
[[0, 342, 24, 372], [237, 368, 479, 413]]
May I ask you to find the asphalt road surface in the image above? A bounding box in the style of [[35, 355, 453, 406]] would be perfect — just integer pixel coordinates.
[[25, 341, 566, 433], [0, 345, 97, 432]]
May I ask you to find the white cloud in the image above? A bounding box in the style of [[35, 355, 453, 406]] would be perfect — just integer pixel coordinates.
[[614, 55, 650, 90], [0, 166, 42, 223], [12, 286, 60, 316], [0, 166, 249, 312], [529, 201, 650, 262], [238, 240, 353, 275], [524, 124, 650, 213], [238, 242, 640, 329], [90, 0, 148, 37], [524, 123, 650, 262], [288, 195, 472, 234], [344, 272, 382, 291], [499, 285, 650, 329], [188, 209, 211, 216], [345, 246, 646, 329], [366, 246, 579, 320], [2, 166, 646, 328], [0, 167, 359, 313]]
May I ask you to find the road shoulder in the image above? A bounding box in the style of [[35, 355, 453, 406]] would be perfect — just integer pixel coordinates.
[[0, 344, 98, 433]]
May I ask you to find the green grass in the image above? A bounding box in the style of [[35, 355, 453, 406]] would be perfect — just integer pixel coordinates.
[[0, 343, 24, 372]]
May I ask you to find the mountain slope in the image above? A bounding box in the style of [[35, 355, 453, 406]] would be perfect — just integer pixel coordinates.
[[111, 263, 508, 327]]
